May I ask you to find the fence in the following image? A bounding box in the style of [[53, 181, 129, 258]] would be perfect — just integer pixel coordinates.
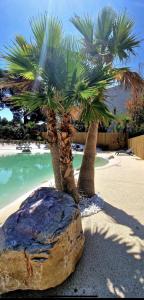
[[73, 132, 127, 150], [128, 135, 144, 159]]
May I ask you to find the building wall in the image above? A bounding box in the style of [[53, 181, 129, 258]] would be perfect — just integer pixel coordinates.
[[105, 84, 131, 114]]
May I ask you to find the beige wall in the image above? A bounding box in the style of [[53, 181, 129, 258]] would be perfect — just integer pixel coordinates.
[[41, 131, 127, 151], [73, 132, 127, 150], [128, 135, 144, 159]]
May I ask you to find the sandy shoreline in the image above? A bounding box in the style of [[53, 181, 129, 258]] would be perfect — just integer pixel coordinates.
[[0, 142, 51, 156]]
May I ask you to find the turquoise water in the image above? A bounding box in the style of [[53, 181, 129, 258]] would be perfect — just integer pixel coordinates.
[[0, 153, 108, 209]]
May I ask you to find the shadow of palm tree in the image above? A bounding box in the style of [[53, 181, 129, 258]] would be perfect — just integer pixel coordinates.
[[103, 201, 144, 240]]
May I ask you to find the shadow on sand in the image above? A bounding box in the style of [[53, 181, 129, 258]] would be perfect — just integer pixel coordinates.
[[103, 201, 144, 240]]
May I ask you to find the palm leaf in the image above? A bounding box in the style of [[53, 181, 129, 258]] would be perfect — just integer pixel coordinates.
[[71, 15, 94, 44], [95, 7, 116, 42], [30, 14, 62, 50], [11, 91, 60, 113], [110, 12, 140, 60], [81, 98, 114, 123]]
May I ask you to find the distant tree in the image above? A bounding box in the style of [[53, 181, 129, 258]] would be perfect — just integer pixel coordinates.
[[126, 92, 144, 137], [0, 116, 44, 141], [0, 117, 8, 126]]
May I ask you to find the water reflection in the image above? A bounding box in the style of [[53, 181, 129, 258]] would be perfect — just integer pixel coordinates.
[[0, 153, 107, 209], [0, 153, 83, 208], [0, 154, 54, 208], [0, 169, 12, 184]]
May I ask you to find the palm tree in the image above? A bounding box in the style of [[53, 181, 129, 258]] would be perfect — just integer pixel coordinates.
[[75, 63, 116, 196], [0, 14, 84, 201], [54, 48, 117, 200], [1, 15, 65, 191], [2, 26, 117, 202], [71, 7, 141, 196]]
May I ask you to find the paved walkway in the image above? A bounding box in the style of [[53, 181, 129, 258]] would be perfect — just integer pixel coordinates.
[[1, 153, 144, 298]]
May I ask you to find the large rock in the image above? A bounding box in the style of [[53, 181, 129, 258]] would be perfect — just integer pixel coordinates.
[[0, 187, 85, 294]]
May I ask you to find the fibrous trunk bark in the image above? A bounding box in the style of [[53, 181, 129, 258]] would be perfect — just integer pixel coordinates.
[[78, 121, 99, 197], [42, 107, 62, 191], [58, 113, 79, 203]]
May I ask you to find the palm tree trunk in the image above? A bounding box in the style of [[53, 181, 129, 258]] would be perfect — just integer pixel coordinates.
[[42, 107, 62, 191], [58, 113, 79, 203], [49, 143, 62, 191], [78, 121, 99, 197]]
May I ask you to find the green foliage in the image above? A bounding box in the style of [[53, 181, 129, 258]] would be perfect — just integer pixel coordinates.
[[71, 15, 94, 44], [110, 12, 139, 60], [71, 7, 140, 63], [81, 98, 114, 124], [96, 7, 116, 41], [113, 113, 130, 132], [2, 38, 37, 80], [0, 117, 43, 141], [71, 7, 141, 127], [12, 91, 59, 113], [126, 96, 144, 137], [30, 14, 62, 50], [0, 117, 9, 126], [115, 113, 131, 123]]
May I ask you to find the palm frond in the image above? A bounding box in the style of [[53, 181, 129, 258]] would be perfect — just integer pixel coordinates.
[[11, 91, 60, 113], [30, 13, 62, 50], [71, 7, 140, 64], [71, 14, 94, 44], [95, 7, 116, 42], [2, 40, 38, 80], [0, 78, 32, 91], [110, 12, 140, 60], [115, 68, 144, 91], [81, 97, 114, 123]]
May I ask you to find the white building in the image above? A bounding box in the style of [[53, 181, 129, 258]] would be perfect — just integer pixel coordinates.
[[106, 84, 131, 114]]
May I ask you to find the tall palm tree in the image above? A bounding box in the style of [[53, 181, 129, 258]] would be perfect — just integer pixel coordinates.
[[71, 7, 141, 196], [75, 63, 116, 196], [55, 52, 117, 200]]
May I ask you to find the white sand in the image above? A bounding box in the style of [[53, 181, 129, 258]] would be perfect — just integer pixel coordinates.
[[0, 142, 50, 156], [0, 149, 144, 297], [46, 153, 144, 298]]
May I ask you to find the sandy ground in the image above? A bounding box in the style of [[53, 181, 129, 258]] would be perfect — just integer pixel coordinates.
[[0, 151, 144, 298], [0, 142, 50, 156]]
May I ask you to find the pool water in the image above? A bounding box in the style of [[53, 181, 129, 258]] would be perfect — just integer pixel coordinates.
[[0, 153, 108, 209]]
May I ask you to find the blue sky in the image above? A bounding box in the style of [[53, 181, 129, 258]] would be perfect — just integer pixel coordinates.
[[0, 0, 144, 120]]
